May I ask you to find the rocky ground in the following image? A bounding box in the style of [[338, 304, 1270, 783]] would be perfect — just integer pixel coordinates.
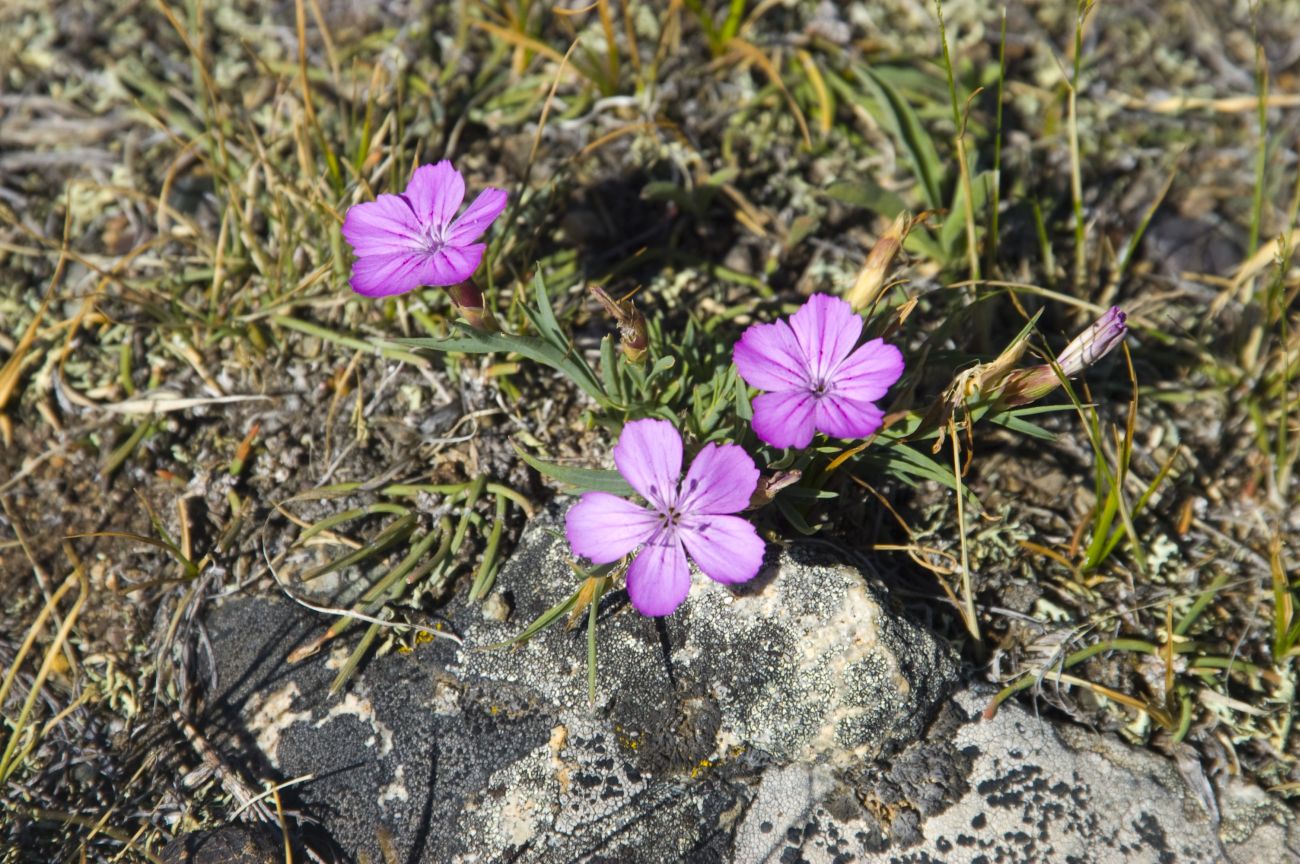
[[174, 519, 1297, 862]]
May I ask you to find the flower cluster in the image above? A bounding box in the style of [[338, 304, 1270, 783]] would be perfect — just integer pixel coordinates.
[[567, 293, 904, 615], [342, 169, 1139, 620], [341, 165, 915, 618]]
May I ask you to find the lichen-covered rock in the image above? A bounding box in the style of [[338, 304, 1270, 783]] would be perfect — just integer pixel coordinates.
[[683, 548, 958, 765], [203, 594, 557, 864], [200, 512, 958, 862], [459, 510, 960, 769], [159, 824, 281, 864], [734, 687, 1300, 863], [200, 515, 1295, 863], [453, 717, 753, 863]]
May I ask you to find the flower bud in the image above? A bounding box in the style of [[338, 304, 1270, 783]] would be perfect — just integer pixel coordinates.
[[589, 285, 648, 363], [447, 282, 498, 332], [998, 307, 1127, 406], [746, 469, 802, 509], [845, 211, 910, 311]]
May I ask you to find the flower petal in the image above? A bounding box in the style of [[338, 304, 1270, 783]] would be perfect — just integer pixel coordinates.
[[446, 188, 508, 246], [1056, 306, 1127, 375], [425, 243, 485, 286], [831, 338, 904, 403], [750, 390, 817, 449], [613, 418, 683, 511], [677, 443, 759, 516], [625, 532, 691, 617], [341, 194, 424, 257], [814, 393, 885, 441], [349, 252, 431, 298], [565, 493, 660, 564], [679, 514, 765, 585], [733, 319, 809, 391], [404, 161, 465, 228], [788, 294, 863, 382]]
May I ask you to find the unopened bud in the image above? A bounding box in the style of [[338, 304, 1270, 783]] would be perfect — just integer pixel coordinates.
[[447, 282, 498, 332], [590, 285, 648, 363], [845, 211, 910, 311], [998, 307, 1128, 406], [746, 469, 802, 509]]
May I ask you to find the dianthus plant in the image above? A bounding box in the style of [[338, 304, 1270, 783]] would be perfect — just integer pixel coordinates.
[[341, 161, 507, 298], [733, 294, 904, 449], [565, 419, 765, 617]]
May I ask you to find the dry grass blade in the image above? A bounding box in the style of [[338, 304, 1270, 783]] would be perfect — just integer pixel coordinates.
[[0, 256, 64, 425], [262, 540, 463, 647], [725, 38, 812, 150], [0, 554, 89, 785], [98, 393, 273, 415]]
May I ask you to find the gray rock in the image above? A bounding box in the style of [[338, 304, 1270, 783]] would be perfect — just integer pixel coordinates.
[[199, 514, 1296, 863], [451, 717, 753, 863], [458, 511, 961, 769], [735, 688, 1300, 863], [203, 594, 557, 863], [200, 511, 958, 862]]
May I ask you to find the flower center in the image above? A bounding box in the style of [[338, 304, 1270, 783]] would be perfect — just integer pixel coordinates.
[[423, 222, 449, 253], [809, 377, 832, 398], [661, 506, 683, 528]]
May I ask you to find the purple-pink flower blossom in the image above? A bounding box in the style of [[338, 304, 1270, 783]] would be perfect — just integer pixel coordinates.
[[565, 419, 766, 617], [341, 161, 507, 298], [733, 294, 904, 449]]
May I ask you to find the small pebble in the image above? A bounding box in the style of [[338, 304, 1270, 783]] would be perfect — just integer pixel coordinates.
[[481, 592, 512, 622]]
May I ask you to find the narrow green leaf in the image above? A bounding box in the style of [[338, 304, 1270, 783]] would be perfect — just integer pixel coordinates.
[[469, 495, 508, 602], [734, 374, 753, 421], [301, 514, 417, 582], [902, 228, 947, 261], [397, 329, 610, 407], [450, 475, 488, 554], [781, 487, 838, 500], [599, 336, 624, 405], [645, 355, 676, 389], [299, 503, 410, 543], [856, 66, 945, 209], [718, 0, 746, 45], [330, 619, 383, 695], [104, 420, 154, 479], [775, 496, 818, 535], [868, 441, 979, 508], [586, 575, 606, 706], [823, 179, 907, 217], [490, 586, 582, 648], [513, 444, 634, 496], [526, 270, 568, 347], [985, 410, 1056, 440], [67, 531, 197, 579], [941, 169, 993, 256]]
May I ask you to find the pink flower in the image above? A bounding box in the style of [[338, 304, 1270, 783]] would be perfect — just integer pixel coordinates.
[[565, 419, 766, 617], [341, 161, 507, 298], [733, 294, 904, 449]]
